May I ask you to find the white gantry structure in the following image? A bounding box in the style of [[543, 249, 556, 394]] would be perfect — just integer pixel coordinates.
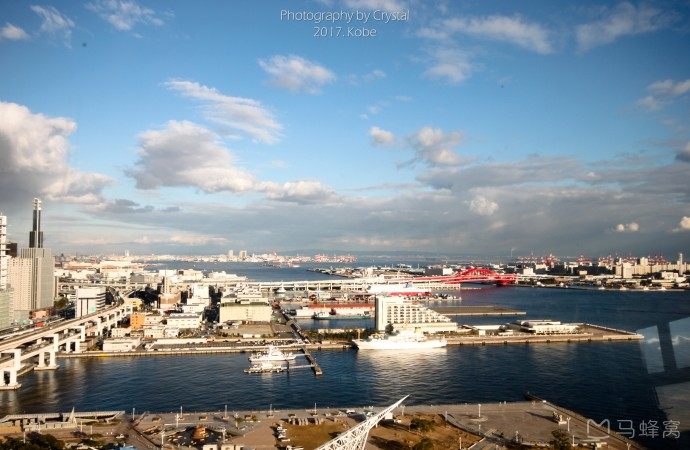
[[316, 396, 408, 450]]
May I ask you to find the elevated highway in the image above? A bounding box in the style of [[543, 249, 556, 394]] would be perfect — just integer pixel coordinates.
[[0, 303, 132, 390]]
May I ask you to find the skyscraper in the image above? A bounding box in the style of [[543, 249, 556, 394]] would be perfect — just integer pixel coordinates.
[[7, 198, 55, 321], [0, 212, 11, 330], [0, 212, 7, 290], [29, 197, 43, 248]]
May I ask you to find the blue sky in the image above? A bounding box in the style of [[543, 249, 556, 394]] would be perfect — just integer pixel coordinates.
[[1, 0, 689, 257]]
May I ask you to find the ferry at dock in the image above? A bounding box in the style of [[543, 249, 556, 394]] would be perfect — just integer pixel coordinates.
[[352, 330, 447, 350], [248, 345, 297, 363]]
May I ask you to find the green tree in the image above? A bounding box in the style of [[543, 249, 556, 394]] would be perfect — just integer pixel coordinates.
[[549, 429, 570, 450], [410, 417, 434, 433], [0, 433, 65, 450], [412, 437, 434, 450]]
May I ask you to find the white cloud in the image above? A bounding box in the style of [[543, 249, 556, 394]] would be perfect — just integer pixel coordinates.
[[408, 126, 464, 166], [469, 195, 498, 216], [637, 78, 690, 111], [0, 101, 112, 205], [370, 126, 396, 146], [30, 5, 75, 46], [126, 120, 256, 193], [635, 95, 663, 111], [134, 234, 228, 246], [430, 15, 553, 54], [258, 55, 336, 94], [164, 79, 283, 144], [1, 23, 30, 40], [614, 222, 640, 233], [673, 216, 690, 232], [259, 180, 336, 204], [576, 3, 675, 52], [649, 79, 690, 97], [349, 69, 386, 85], [343, 0, 405, 13], [423, 48, 475, 85], [127, 120, 336, 204], [86, 0, 166, 31], [364, 69, 386, 81]]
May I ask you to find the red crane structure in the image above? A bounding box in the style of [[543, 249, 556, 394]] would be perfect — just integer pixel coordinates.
[[405, 267, 518, 286]]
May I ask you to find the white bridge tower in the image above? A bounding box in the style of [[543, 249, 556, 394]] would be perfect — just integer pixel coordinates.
[[316, 396, 408, 450]]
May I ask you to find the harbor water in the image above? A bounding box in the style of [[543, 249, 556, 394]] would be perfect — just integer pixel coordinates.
[[1, 263, 689, 449]]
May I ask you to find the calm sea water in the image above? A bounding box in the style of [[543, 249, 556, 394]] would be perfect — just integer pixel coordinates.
[[2, 263, 689, 448]]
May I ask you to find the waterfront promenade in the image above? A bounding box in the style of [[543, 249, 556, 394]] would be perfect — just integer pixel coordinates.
[[0, 400, 646, 449]]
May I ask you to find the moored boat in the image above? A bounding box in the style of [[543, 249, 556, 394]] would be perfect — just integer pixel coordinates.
[[352, 330, 447, 350], [248, 345, 297, 363]]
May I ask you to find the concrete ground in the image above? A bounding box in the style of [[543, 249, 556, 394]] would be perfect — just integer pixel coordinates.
[[2, 401, 648, 450]]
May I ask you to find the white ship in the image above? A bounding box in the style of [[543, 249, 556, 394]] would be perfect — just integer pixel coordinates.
[[248, 345, 297, 363], [352, 330, 447, 350]]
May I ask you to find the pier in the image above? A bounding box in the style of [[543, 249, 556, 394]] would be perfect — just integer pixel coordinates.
[[300, 346, 323, 376], [449, 323, 643, 345]]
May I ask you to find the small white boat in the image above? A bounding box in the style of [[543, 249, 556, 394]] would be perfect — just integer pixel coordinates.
[[249, 345, 297, 363]]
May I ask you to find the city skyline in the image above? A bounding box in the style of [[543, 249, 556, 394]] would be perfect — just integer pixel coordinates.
[[1, 0, 690, 256]]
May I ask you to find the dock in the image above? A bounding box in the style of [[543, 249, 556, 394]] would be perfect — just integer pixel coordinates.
[[447, 323, 643, 346], [430, 305, 526, 316], [301, 346, 323, 376]]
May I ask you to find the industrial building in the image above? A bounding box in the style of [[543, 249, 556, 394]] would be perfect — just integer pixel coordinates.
[[102, 337, 141, 352], [219, 300, 272, 323], [166, 312, 201, 330]]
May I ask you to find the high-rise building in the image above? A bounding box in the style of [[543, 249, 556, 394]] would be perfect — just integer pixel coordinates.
[[0, 212, 7, 290], [0, 291, 11, 330], [0, 212, 11, 330], [7, 198, 55, 321], [29, 197, 43, 248], [9, 248, 54, 319]]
